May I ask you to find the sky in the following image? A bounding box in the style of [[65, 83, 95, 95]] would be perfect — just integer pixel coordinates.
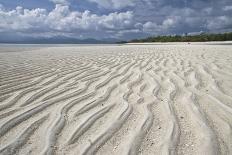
[[0, 0, 232, 41]]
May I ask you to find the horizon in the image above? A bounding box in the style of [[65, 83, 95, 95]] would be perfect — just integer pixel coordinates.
[[0, 0, 232, 43]]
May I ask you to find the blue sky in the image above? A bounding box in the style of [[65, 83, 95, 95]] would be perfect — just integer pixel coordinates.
[[0, 0, 232, 41]]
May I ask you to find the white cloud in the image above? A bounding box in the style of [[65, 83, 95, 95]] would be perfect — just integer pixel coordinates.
[[207, 16, 232, 30], [0, 5, 47, 32], [223, 5, 232, 11], [49, 0, 69, 5], [143, 18, 177, 33], [88, 0, 135, 9], [162, 18, 175, 28], [0, 4, 135, 37]]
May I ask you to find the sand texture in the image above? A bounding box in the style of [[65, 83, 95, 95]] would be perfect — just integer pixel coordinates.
[[0, 44, 232, 155]]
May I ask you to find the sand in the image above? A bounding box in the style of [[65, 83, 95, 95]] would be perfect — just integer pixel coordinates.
[[0, 44, 232, 155]]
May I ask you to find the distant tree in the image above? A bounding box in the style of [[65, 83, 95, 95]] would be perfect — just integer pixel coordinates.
[[126, 32, 232, 43]]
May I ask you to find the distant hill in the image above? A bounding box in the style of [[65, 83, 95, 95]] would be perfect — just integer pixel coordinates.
[[0, 36, 119, 44], [122, 32, 232, 43]]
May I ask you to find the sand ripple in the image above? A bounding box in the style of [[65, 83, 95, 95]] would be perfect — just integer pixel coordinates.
[[0, 45, 232, 155]]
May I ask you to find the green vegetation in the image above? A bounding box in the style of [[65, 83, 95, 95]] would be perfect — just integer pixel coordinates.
[[125, 32, 232, 43]]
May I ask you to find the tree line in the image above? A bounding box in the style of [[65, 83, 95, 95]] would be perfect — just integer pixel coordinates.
[[122, 32, 232, 43]]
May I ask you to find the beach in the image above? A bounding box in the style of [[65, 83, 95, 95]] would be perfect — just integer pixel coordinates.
[[0, 44, 232, 155]]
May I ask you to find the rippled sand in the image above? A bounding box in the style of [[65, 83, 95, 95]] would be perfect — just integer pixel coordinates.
[[0, 44, 232, 155]]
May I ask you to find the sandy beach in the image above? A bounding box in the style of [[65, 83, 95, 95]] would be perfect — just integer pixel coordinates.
[[0, 44, 232, 155]]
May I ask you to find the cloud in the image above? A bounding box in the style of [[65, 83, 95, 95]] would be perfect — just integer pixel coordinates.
[[142, 18, 177, 33], [46, 5, 134, 32], [88, 0, 135, 9], [207, 16, 232, 30], [0, 4, 135, 38], [49, 0, 69, 5], [0, 0, 232, 41], [0, 5, 47, 32], [223, 5, 232, 11]]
